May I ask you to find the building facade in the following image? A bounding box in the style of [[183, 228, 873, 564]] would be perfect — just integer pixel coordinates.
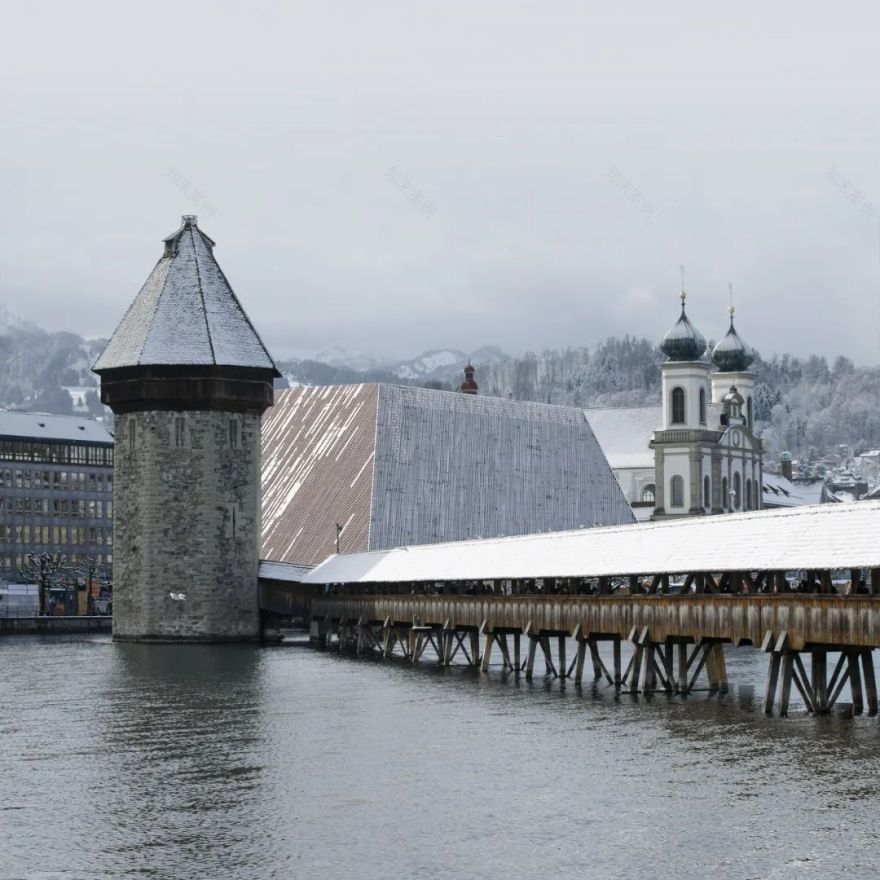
[[0, 411, 114, 576], [94, 215, 278, 642], [586, 292, 764, 521]]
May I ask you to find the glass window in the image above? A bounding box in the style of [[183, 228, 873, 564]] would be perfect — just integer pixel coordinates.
[[641, 484, 656, 504], [699, 388, 706, 424], [722, 476, 729, 510], [703, 475, 711, 508], [733, 472, 742, 510], [671, 387, 686, 425], [671, 475, 685, 507]]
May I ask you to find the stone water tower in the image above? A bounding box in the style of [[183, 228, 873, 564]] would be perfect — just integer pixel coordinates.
[[93, 216, 279, 641]]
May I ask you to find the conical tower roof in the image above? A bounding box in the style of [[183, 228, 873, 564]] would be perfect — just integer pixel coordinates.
[[94, 216, 279, 376], [712, 308, 754, 372], [660, 292, 706, 362]]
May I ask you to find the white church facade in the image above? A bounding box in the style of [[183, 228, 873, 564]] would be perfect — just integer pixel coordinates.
[[586, 291, 763, 522]]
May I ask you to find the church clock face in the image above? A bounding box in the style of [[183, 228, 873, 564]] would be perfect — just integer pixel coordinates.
[[731, 429, 741, 448]]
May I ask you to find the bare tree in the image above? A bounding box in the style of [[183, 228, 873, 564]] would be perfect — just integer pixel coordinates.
[[20, 553, 66, 616], [71, 556, 112, 615]]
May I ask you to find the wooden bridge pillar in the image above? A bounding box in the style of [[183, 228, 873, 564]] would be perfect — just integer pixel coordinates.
[[525, 635, 539, 679], [763, 633, 877, 717]]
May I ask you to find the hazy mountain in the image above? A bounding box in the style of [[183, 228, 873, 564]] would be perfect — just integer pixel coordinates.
[[2, 317, 879, 469]]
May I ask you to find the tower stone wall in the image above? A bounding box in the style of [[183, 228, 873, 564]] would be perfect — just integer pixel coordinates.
[[112, 409, 262, 641], [94, 216, 279, 642]]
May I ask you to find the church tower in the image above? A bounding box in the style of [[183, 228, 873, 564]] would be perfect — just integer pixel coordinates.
[[93, 216, 280, 642], [710, 303, 762, 513], [651, 286, 713, 517], [711, 303, 756, 430]]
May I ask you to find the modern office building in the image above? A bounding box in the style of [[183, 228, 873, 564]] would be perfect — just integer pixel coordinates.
[[0, 411, 114, 576]]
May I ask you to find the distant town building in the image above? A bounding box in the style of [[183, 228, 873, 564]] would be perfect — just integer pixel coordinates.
[[0, 411, 114, 574], [261, 383, 634, 565], [585, 292, 765, 520], [94, 215, 279, 642]]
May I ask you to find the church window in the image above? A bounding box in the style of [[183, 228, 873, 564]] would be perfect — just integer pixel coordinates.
[[699, 388, 706, 424], [722, 476, 729, 510], [733, 472, 741, 510], [703, 475, 711, 508], [747, 397, 753, 429], [746, 479, 752, 510], [671, 387, 686, 425], [641, 484, 655, 504], [670, 475, 684, 508]]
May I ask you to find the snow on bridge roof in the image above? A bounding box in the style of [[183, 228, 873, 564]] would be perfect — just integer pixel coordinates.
[[258, 560, 315, 582], [301, 500, 880, 584]]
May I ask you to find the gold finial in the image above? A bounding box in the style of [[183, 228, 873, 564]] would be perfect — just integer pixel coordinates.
[[728, 282, 735, 320], [679, 265, 686, 306]]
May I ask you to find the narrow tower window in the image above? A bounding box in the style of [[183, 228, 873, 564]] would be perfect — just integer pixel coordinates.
[[671, 387, 686, 425], [228, 417, 240, 449], [173, 415, 187, 448], [747, 397, 753, 429], [671, 475, 684, 507], [733, 472, 741, 510], [722, 476, 729, 510], [699, 387, 706, 424], [128, 423, 136, 452], [703, 475, 711, 508]]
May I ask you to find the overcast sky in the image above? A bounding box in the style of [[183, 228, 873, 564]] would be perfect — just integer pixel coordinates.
[[1, 1, 879, 364]]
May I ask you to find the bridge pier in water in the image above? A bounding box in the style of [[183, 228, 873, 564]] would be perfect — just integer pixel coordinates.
[[279, 589, 880, 719], [308, 612, 735, 698], [761, 632, 878, 717]]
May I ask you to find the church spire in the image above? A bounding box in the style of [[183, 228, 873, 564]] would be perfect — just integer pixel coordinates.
[[712, 283, 754, 372], [660, 267, 706, 361]]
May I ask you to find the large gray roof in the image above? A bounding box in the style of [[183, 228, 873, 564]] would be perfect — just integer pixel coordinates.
[[93, 216, 278, 374], [0, 411, 113, 444], [261, 384, 635, 565]]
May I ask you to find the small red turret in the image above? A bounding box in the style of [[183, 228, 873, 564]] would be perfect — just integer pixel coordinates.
[[460, 362, 478, 395]]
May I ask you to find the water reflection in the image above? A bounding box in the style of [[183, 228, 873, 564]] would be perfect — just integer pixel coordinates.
[[2, 636, 880, 880], [97, 645, 270, 878]]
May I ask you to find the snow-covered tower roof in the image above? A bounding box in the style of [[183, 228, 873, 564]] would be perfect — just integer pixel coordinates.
[[711, 307, 754, 372], [660, 291, 707, 362], [93, 216, 279, 415], [93, 215, 279, 375]]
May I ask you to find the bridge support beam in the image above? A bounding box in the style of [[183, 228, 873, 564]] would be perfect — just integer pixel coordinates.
[[763, 632, 877, 717]]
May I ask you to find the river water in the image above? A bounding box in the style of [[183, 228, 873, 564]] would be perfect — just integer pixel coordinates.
[[1, 635, 879, 880]]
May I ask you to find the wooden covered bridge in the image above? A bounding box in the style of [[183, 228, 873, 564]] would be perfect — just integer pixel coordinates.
[[259, 502, 880, 718]]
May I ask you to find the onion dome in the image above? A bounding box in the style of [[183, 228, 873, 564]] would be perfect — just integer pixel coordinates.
[[660, 291, 707, 361], [712, 307, 754, 372]]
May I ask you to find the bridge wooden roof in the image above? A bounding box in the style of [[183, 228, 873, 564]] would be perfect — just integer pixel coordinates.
[[301, 501, 880, 584]]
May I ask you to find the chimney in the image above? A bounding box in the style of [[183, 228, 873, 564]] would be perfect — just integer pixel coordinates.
[[460, 362, 478, 395], [780, 451, 793, 482]]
